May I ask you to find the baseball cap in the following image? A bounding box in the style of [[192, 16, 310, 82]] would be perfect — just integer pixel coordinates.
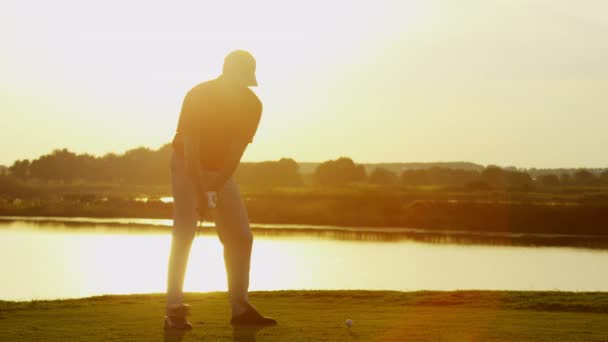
[[223, 50, 258, 87]]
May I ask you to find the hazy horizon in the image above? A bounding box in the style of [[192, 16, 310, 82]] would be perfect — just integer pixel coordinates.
[[2, 0, 607, 168], [2, 143, 606, 171]]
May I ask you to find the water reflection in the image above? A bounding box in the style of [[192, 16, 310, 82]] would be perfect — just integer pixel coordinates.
[[252, 229, 608, 249], [1, 219, 608, 301], [135, 196, 174, 204], [1, 216, 608, 249]]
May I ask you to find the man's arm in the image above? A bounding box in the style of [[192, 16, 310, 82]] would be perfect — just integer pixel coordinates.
[[207, 88, 261, 192], [207, 137, 249, 192], [183, 131, 208, 207]]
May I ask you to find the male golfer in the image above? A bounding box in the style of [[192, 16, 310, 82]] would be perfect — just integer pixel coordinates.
[[165, 50, 276, 330]]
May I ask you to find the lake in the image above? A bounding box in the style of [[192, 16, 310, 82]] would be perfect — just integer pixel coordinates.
[[1, 217, 607, 301]]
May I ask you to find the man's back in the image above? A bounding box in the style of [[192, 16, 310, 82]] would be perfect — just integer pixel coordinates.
[[174, 77, 262, 170]]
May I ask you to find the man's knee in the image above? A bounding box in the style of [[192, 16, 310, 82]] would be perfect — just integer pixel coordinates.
[[172, 224, 197, 242], [172, 207, 198, 236], [219, 229, 253, 247]]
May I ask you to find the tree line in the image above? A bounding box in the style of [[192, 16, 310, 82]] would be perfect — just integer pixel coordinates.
[[4, 145, 608, 190]]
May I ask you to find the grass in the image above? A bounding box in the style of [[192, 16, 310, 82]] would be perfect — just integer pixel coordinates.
[[1, 291, 608, 341]]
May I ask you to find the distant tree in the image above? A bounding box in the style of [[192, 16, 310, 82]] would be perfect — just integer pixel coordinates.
[[119, 146, 170, 184], [369, 167, 399, 186], [12, 144, 173, 184], [314, 157, 366, 186], [477, 166, 533, 189], [29, 149, 82, 181], [559, 173, 572, 186], [505, 170, 533, 189], [480, 166, 505, 188], [426, 167, 479, 186], [273, 158, 303, 186], [236, 158, 302, 188], [426, 167, 450, 185], [9, 159, 30, 180], [601, 170, 608, 185], [573, 169, 596, 186], [539, 174, 560, 187], [401, 169, 430, 186], [400, 167, 478, 187], [94, 153, 120, 182]]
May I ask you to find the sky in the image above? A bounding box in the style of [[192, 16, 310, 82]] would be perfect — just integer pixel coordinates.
[[1, 0, 607, 168]]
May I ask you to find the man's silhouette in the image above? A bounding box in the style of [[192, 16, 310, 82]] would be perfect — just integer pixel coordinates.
[[165, 50, 276, 330]]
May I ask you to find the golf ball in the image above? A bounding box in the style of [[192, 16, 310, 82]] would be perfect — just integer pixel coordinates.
[[345, 319, 353, 328]]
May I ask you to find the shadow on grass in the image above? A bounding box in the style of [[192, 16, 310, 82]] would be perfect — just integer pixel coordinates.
[[162, 329, 187, 342], [161, 325, 267, 341], [232, 325, 267, 342]]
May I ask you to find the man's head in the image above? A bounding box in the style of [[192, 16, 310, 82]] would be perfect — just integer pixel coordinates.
[[222, 50, 257, 87]]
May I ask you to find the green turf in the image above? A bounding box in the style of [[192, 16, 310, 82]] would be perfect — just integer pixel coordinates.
[[1, 291, 608, 341]]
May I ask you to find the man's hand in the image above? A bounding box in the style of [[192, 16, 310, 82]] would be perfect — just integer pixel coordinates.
[[206, 191, 218, 208], [196, 192, 216, 219], [195, 172, 220, 219], [206, 138, 249, 193]]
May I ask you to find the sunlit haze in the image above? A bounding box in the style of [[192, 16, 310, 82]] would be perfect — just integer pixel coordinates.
[[1, 0, 607, 168]]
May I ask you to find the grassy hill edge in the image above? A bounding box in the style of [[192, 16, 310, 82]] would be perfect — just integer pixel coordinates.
[[3, 290, 608, 314]]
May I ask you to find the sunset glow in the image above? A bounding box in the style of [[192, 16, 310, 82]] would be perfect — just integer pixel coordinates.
[[1, 0, 607, 168]]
